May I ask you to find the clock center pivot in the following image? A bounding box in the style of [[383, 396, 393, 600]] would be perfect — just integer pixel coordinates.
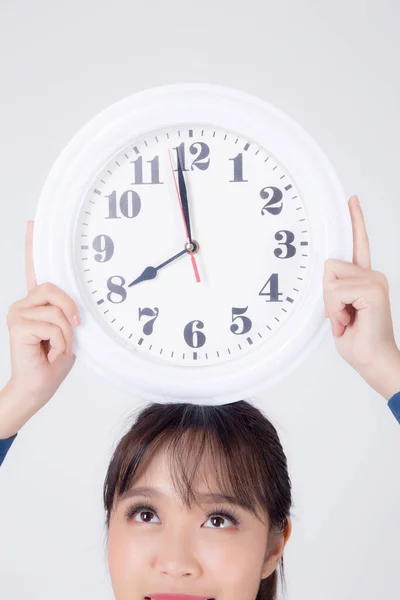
[[185, 240, 200, 254]]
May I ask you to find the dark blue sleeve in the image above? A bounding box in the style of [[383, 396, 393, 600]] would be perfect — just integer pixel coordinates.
[[388, 391, 400, 424], [0, 432, 18, 467]]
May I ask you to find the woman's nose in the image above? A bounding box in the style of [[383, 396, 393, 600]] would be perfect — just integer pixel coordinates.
[[155, 525, 203, 577]]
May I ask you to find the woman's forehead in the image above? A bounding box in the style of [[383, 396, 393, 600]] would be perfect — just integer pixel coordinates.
[[130, 448, 220, 494]]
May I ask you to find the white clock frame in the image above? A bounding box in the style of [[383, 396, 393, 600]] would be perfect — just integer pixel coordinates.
[[33, 83, 353, 404]]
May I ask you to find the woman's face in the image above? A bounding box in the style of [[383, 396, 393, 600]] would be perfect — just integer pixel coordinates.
[[107, 448, 291, 600]]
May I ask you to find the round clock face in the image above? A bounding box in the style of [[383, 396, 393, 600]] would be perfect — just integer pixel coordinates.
[[33, 84, 353, 403], [75, 123, 310, 366]]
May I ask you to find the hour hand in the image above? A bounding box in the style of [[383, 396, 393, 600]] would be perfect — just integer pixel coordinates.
[[127, 247, 188, 287], [128, 266, 157, 287]]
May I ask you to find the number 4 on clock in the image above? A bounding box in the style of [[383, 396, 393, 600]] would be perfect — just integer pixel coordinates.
[[259, 273, 283, 302]]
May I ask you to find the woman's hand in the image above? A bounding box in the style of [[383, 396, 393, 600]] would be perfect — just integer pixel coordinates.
[[5, 220, 80, 408], [323, 195, 400, 400]]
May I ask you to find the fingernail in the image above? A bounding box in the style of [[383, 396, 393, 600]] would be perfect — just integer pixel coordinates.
[[353, 195, 360, 207], [71, 314, 80, 326]]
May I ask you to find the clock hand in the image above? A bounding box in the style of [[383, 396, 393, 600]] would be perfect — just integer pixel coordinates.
[[168, 148, 201, 283], [127, 247, 189, 287], [176, 150, 192, 243]]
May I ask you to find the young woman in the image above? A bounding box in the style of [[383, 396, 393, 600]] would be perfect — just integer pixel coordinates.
[[1, 195, 399, 600]]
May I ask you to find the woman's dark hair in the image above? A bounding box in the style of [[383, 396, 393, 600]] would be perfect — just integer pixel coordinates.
[[103, 399, 293, 600]]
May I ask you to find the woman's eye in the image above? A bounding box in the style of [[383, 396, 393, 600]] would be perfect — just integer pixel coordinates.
[[203, 515, 234, 529], [125, 503, 239, 528], [133, 513, 232, 528], [137, 510, 160, 523], [129, 507, 160, 524], [124, 502, 159, 523]]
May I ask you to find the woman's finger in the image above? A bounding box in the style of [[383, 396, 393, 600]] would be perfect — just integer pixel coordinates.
[[323, 196, 371, 325], [336, 309, 352, 327], [12, 318, 66, 364], [323, 259, 375, 317], [349, 195, 371, 270], [324, 276, 386, 326], [330, 318, 345, 337], [323, 257, 368, 285], [13, 281, 80, 327], [17, 305, 73, 357]]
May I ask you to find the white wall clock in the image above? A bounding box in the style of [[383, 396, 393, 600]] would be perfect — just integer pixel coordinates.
[[33, 83, 353, 404]]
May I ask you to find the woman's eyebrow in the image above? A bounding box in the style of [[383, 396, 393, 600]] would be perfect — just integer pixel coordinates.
[[119, 485, 246, 507]]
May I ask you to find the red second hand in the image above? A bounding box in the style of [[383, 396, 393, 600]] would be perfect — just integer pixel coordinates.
[[168, 149, 201, 283]]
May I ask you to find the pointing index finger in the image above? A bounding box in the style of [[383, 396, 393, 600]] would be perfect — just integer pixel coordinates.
[[349, 195, 371, 270], [25, 220, 38, 292]]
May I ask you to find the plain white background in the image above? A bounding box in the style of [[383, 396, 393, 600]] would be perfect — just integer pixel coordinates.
[[0, 1, 399, 599]]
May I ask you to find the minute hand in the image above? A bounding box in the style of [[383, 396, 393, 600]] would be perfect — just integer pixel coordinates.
[[176, 153, 192, 243], [168, 149, 200, 283]]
